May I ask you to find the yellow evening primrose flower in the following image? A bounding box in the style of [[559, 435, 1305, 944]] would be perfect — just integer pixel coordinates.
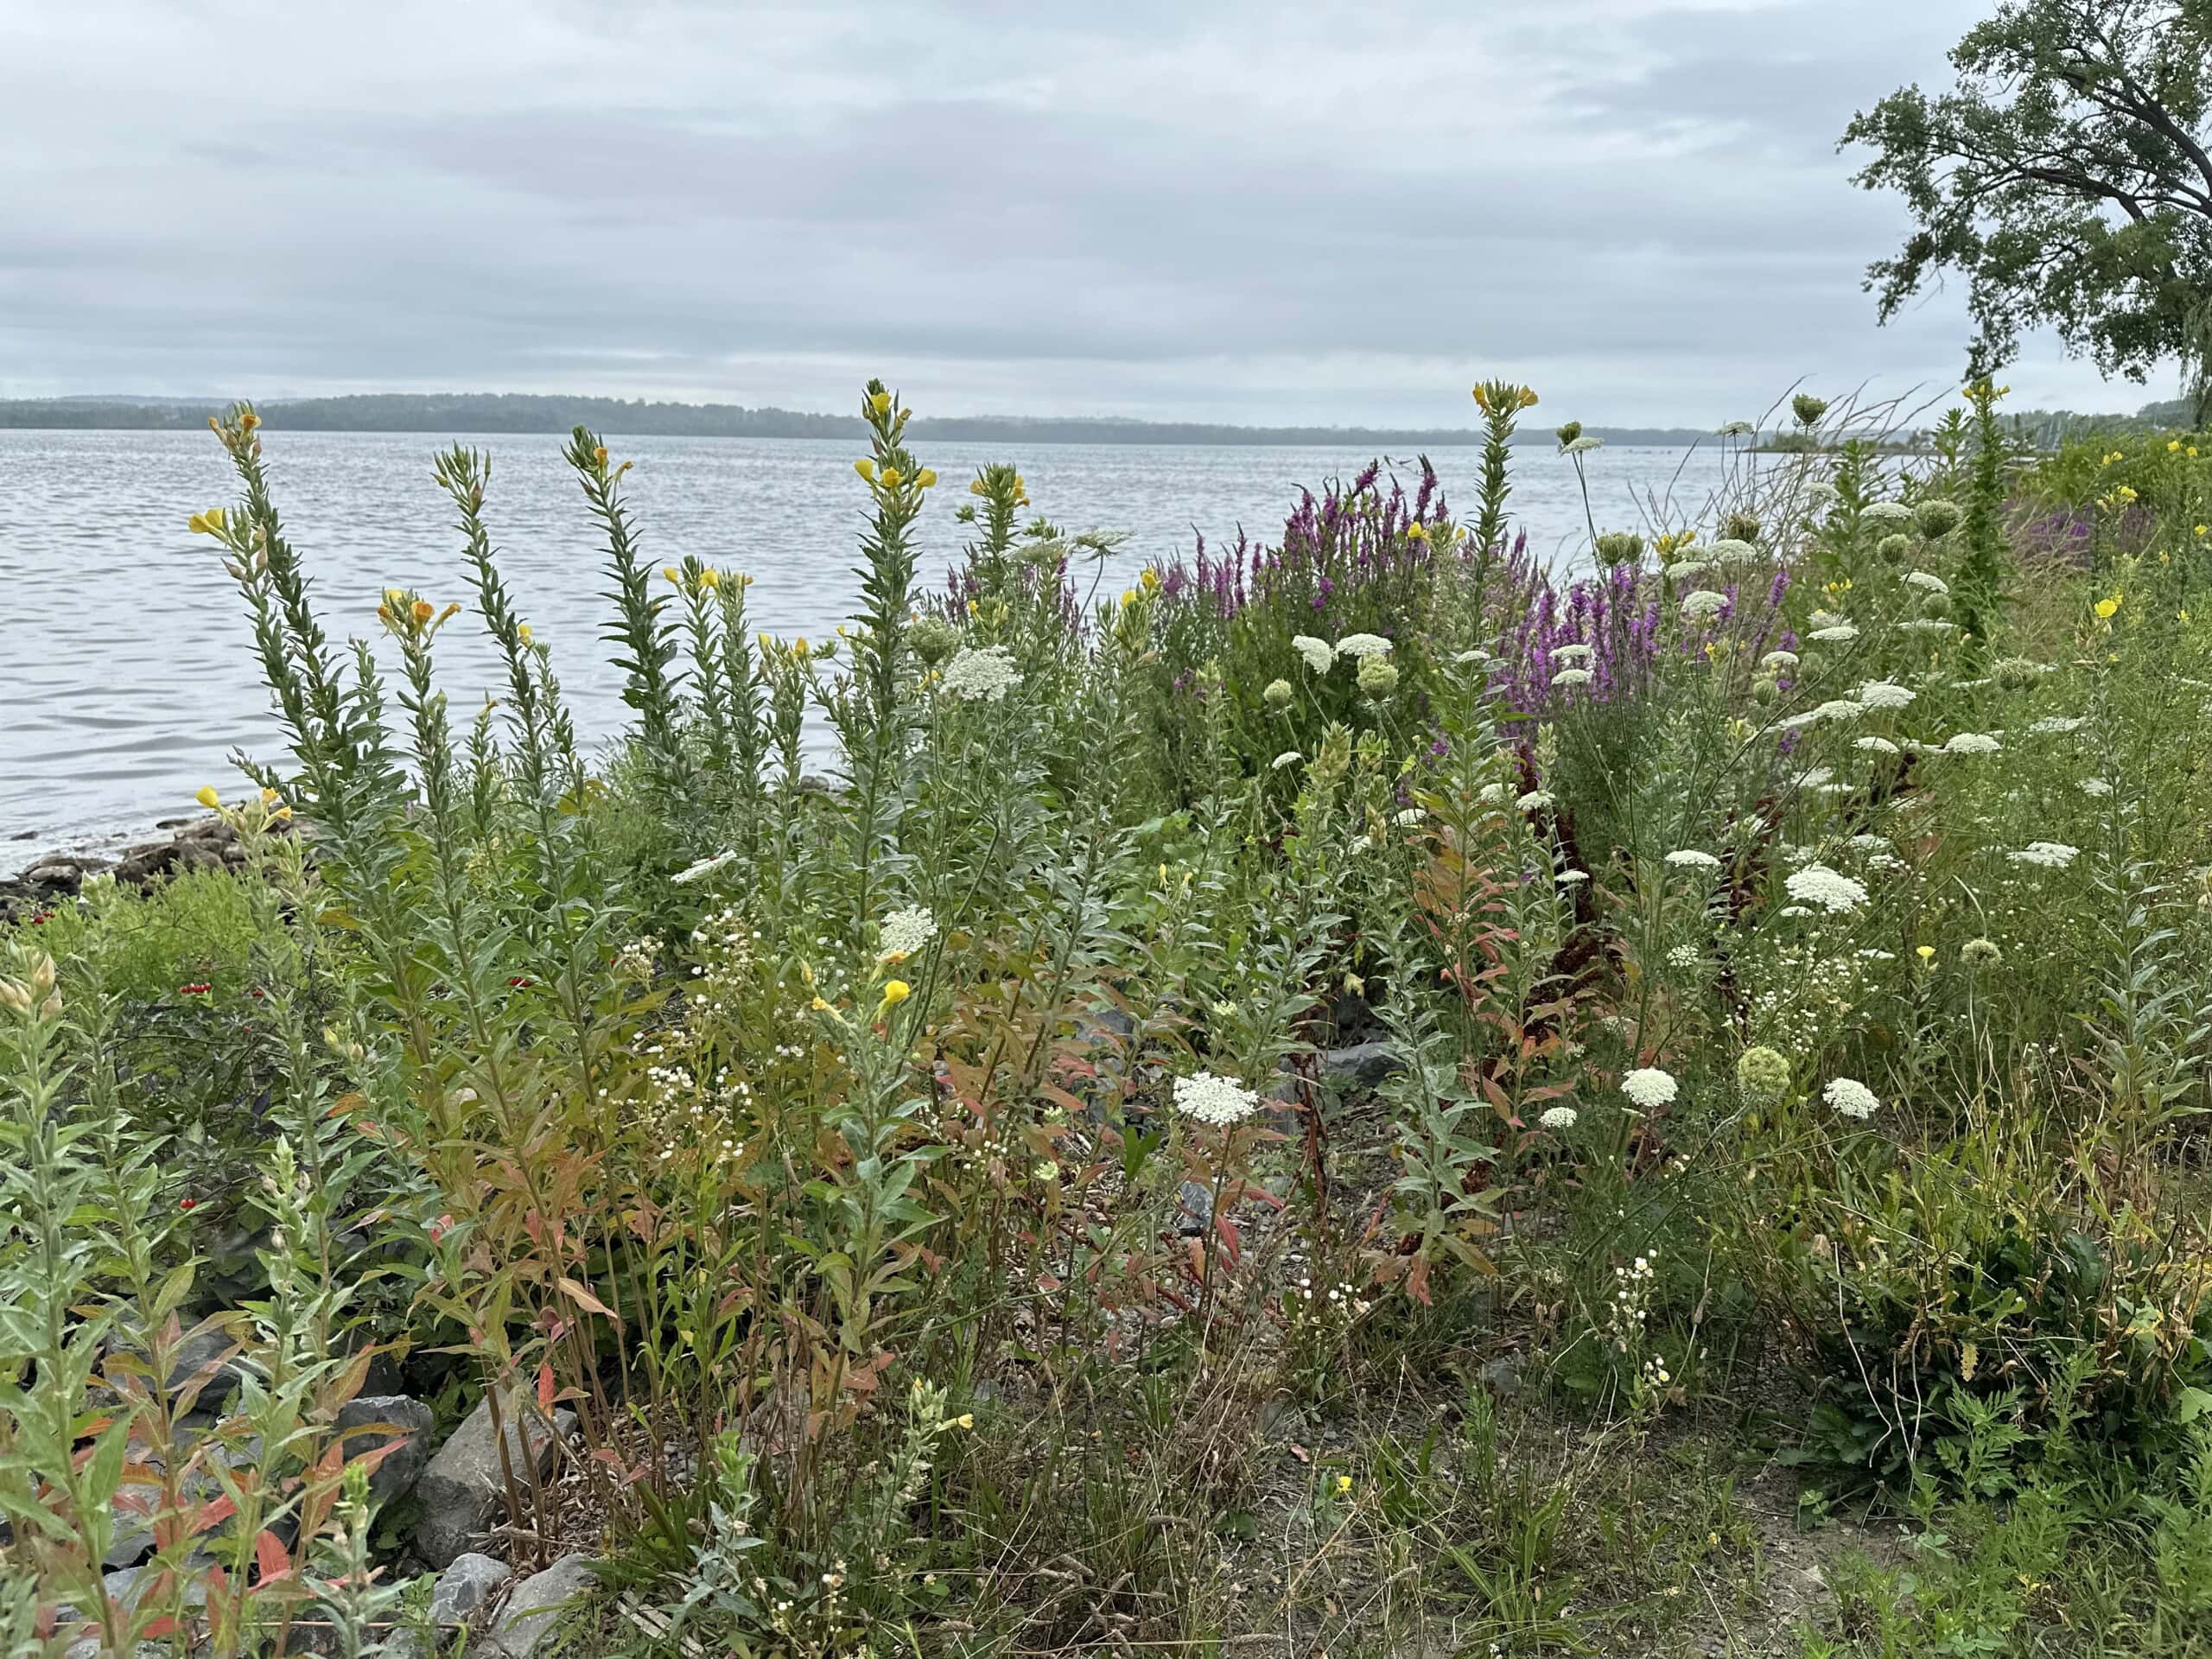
[[2095, 595, 2121, 620], [880, 979, 912, 1008], [870, 391, 892, 415], [410, 600, 435, 626], [1916, 944, 1935, 963], [956, 1413, 974, 1429], [915, 468, 937, 489], [1336, 1475, 1352, 1493], [593, 446, 608, 467], [261, 787, 278, 804], [880, 466, 902, 489], [1140, 566, 1161, 592], [663, 565, 681, 584], [855, 457, 875, 480], [195, 785, 221, 809], [518, 623, 532, 643]]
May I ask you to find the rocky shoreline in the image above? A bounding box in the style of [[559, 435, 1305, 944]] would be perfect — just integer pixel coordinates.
[[0, 811, 293, 925]]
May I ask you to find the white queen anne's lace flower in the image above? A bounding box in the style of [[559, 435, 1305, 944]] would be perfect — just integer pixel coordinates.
[[1707, 537, 1761, 567], [941, 644, 1020, 702], [1904, 571, 1949, 595], [1761, 650, 1799, 671], [1621, 1067, 1679, 1108], [1271, 750, 1302, 771], [1681, 589, 1729, 620], [1855, 735, 1900, 754], [1293, 635, 1335, 672], [1823, 1077, 1880, 1119], [1808, 623, 1860, 643], [1552, 668, 1593, 689], [2027, 715, 2083, 735], [1664, 849, 1721, 869], [1862, 501, 1913, 523], [1942, 732, 2001, 754], [1335, 632, 1393, 660], [2010, 841, 2080, 869], [1539, 1105, 1579, 1130], [1549, 642, 1593, 664], [876, 905, 938, 963], [1855, 680, 1915, 709], [1516, 789, 1555, 812], [1173, 1071, 1261, 1128], [1784, 863, 1868, 913]]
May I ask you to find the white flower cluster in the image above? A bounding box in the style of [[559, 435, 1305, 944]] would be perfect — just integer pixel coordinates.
[[1855, 679, 1915, 709], [1862, 501, 1914, 523], [1173, 1071, 1261, 1127], [1665, 560, 1713, 585], [672, 849, 739, 887], [1293, 635, 1335, 672], [2010, 842, 2080, 869], [1823, 1077, 1880, 1119], [1784, 863, 1868, 913], [1762, 650, 1800, 671], [1552, 668, 1593, 689], [1681, 589, 1729, 620], [2027, 715, 2083, 735], [1665, 849, 1722, 869], [1621, 1067, 1679, 1108], [1942, 732, 2001, 754], [1707, 537, 1761, 568], [941, 644, 1020, 702], [1808, 623, 1860, 643], [1904, 571, 1949, 595], [1335, 632, 1394, 660], [1856, 735, 1900, 755], [1550, 642, 1593, 664], [877, 905, 938, 963], [1539, 1104, 1579, 1130]]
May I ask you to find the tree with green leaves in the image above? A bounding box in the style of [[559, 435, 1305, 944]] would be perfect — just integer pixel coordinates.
[[1843, 0, 2212, 425]]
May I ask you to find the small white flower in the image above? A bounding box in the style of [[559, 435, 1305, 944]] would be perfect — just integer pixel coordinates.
[[1555, 868, 1590, 886], [2078, 777, 2112, 796], [1394, 806, 1427, 827], [1784, 863, 1868, 913], [1664, 849, 1721, 870], [1761, 650, 1800, 671], [1516, 789, 1555, 812], [1621, 1067, 1679, 1108], [1681, 589, 1729, 620], [1855, 735, 1901, 755], [1271, 750, 1303, 771], [1666, 943, 1701, 967], [1855, 680, 1915, 709], [1335, 632, 1393, 660], [1808, 624, 1860, 643], [2010, 841, 2080, 869], [1904, 571, 1948, 595], [941, 644, 1020, 702], [1786, 699, 1866, 729], [1897, 618, 1957, 634], [1173, 1071, 1261, 1128], [1942, 732, 2001, 754], [1718, 420, 1756, 436], [1665, 560, 1713, 584], [671, 849, 739, 886], [1550, 643, 1594, 664], [1823, 1077, 1880, 1119], [1707, 537, 1760, 567], [1539, 1105, 1579, 1130], [1552, 667, 1593, 689], [1293, 635, 1335, 672], [1862, 501, 1913, 523], [2027, 715, 2083, 735], [1563, 435, 1605, 455]]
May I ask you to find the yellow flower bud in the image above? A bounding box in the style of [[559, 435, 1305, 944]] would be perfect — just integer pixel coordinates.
[[880, 466, 901, 489], [411, 600, 435, 625], [261, 787, 279, 804], [870, 391, 893, 415], [1140, 567, 1160, 592], [880, 979, 912, 1008], [238, 410, 260, 431], [593, 445, 608, 467], [916, 468, 938, 489], [195, 785, 221, 810], [698, 568, 720, 588], [518, 623, 533, 643], [664, 565, 682, 584], [855, 457, 876, 480]]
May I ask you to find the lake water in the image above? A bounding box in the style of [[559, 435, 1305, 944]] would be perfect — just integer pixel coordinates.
[[1, 429, 1726, 847]]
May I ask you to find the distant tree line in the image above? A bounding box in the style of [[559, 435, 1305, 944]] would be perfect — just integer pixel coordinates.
[[0, 391, 1720, 448]]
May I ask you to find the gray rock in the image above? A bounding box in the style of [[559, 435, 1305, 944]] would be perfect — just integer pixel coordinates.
[[1478, 1355, 1522, 1397], [429, 1551, 512, 1627], [1176, 1179, 1213, 1238], [414, 1390, 575, 1568], [20, 855, 105, 894], [334, 1394, 436, 1507], [1322, 1041, 1403, 1087], [490, 1554, 600, 1657]]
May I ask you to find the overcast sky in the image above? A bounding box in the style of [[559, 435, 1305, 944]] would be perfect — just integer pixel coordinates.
[[3, 0, 2186, 426]]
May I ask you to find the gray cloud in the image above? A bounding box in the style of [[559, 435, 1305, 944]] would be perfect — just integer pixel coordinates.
[[0, 0, 2186, 423]]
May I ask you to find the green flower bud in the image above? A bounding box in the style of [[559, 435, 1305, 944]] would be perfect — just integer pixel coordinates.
[[1262, 677, 1294, 709], [1752, 675, 1780, 705], [1791, 393, 1829, 428], [907, 614, 959, 666], [1357, 656, 1399, 698], [1877, 532, 1911, 565], [1919, 589, 1951, 618], [1914, 499, 1963, 540], [1736, 1046, 1793, 1109], [1721, 511, 1762, 545], [1594, 530, 1645, 567], [1961, 938, 2002, 965], [1993, 656, 2040, 691]]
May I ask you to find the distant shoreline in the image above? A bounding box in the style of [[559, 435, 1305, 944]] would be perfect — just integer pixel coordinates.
[[0, 393, 1722, 449]]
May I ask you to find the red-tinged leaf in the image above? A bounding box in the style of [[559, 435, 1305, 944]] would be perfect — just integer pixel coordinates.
[[1290, 1443, 1312, 1463], [191, 1494, 238, 1535], [255, 1529, 292, 1584], [556, 1276, 619, 1319], [537, 1362, 556, 1417], [1213, 1215, 1243, 1265], [143, 1617, 180, 1640], [1406, 1253, 1433, 1306], [1035, 1273, 1063, 1294]]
